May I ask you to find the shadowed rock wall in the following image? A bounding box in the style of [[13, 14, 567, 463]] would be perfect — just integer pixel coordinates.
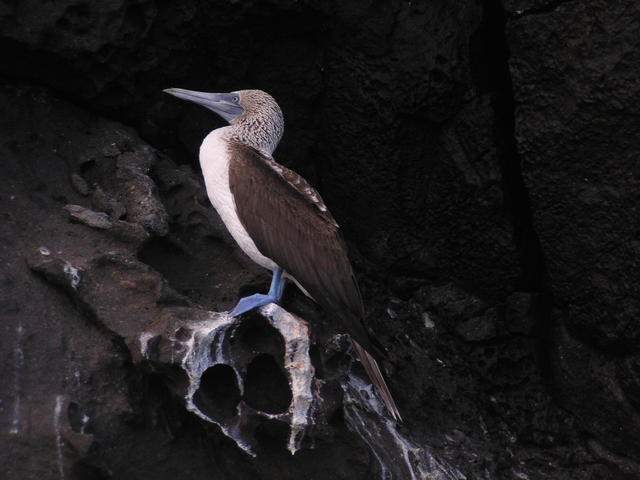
[[505, 0, 640, 468], [1, 0, 638, 479]]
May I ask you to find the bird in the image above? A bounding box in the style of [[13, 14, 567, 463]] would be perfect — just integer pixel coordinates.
[[163, 87, 401, 421]]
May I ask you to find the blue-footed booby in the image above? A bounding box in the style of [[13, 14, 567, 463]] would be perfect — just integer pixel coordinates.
[[163, 87, 401, 422]]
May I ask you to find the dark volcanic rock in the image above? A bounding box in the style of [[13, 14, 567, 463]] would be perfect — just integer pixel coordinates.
[[552, 318, 640, 463], [507, 0, 640, 351], [316, 5, 520, 298], [507, 0, 640, 469]]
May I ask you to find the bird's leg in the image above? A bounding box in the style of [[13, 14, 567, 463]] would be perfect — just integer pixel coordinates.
[[229, 267, 286, 316]]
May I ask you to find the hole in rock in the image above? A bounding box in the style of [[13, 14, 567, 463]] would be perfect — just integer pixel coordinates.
[[193, 364, 240, 420], [77, 159, 96, 176], [232, 314, 286, 358], [68, 402, 92, 434], [244, 354, 292, 414]]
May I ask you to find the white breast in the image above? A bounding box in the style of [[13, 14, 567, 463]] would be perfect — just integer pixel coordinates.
[[199, 128, 277, 271]]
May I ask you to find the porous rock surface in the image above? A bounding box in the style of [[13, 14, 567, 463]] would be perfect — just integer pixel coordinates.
[[1, 0, 639, 479]]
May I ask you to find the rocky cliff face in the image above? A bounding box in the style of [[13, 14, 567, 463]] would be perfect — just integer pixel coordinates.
[[1, 1, 638, 479]]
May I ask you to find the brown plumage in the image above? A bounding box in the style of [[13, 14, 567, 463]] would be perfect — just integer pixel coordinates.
[[228, 140, 402, 421]]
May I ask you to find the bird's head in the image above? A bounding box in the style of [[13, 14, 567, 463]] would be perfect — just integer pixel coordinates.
[[164, 88, 284, 153]]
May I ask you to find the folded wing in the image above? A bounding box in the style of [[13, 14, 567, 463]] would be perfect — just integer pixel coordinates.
[[228, 141, 366, 337], [227, 141, 401, 421]]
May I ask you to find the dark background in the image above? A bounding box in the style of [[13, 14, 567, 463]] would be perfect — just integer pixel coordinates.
[[1, 0, 639, 479]]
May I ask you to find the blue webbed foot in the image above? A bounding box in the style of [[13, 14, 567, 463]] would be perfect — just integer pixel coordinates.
[[229, 267, 286, 317], [230, 293, 277, 316]]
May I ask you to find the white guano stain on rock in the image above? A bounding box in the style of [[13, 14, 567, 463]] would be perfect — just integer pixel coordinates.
[[260, 303, 316, 454], [342, 374, 466, 480], [178, 312, 255, 454], [80, 413, 90, 435], [422, 312, 435, 329], [141, 305, 319, 457], [63, 263, 81, 290], [9, 321, 25, 435], [53, 395, 66, 480], [139, 332, 154, 359]]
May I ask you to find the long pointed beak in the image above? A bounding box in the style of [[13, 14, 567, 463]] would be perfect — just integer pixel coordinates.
[[163, 88, 244, 122]]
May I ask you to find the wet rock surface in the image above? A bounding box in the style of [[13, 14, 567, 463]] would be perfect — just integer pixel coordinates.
[[1, 1, 638, 479]]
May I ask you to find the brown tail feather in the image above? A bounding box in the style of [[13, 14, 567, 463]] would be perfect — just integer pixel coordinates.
[[351, 339, 402, 422]]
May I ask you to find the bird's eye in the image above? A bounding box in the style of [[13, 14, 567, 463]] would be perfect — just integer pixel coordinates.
[[233, 95, 240, 103]]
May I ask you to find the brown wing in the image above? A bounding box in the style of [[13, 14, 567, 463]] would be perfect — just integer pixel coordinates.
[[228, 141, 402, 421], [227, 141, 368, 341]]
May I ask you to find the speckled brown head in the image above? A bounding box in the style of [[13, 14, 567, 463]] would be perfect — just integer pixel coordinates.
[[163, 87, 284, 154], [231, 89, 284, 153]]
